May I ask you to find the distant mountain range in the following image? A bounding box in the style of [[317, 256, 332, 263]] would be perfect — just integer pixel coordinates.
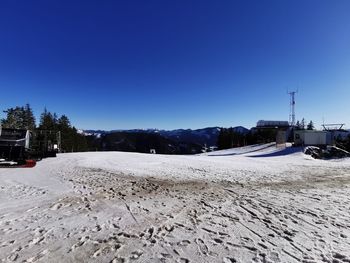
[[80, 126, 249, 154], [80, 126, 249, 147]]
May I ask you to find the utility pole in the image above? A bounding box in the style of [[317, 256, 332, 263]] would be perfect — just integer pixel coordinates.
[[288, 90, 297, 127], [57, 131, 61, 153]]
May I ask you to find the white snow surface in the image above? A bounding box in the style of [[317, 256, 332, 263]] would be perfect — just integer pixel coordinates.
[[1, 144, 350, 262]]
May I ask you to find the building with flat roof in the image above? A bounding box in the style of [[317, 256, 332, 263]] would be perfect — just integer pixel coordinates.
[[256, 120, 290, 129], [294, 130, 328, 146]]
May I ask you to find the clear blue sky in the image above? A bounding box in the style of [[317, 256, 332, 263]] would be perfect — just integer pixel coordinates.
[[0, 0, 349, 130]]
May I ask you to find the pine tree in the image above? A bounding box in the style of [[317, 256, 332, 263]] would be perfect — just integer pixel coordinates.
[[217, 128, 226, 150], [23, 104, 36, 130], [217, 127, 248, 149], [2, 107, 23, 129], [57, 115, 73, 152], [1, 105, 36, 130], [57, 115, 71, 130], [307, 120, 314, 130], [55, 115, 88, 152], [39, 108, 56, 130], [228, 128, 234, 148], [300, 118, 305, 130], [2, 104, 88, 153]]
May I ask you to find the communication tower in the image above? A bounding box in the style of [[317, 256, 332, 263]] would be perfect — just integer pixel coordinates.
[[288, 90, 297, 127]]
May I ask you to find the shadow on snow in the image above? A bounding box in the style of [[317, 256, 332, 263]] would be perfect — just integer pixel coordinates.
[[249, 146, 303, 158]]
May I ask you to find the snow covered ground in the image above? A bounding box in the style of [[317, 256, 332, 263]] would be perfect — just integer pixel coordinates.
[[1, 144, 350, 262]]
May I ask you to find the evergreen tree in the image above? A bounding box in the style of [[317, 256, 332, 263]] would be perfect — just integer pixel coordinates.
[[39, 107, 57, 130], [2, 107, 23, 129], [217, 127, 249, 149], [72, 127, 88, 152], [228, 128, 234, 148], [57, 115, 71, 130], [57, 115, 73, 152], [2, 104, 88, 153], [53, 113, 58, 128], [1, 104, 36, 130], [23, 104, 36, 130], [307, 120, 314, 130], [55, 115, 88, 152], [217, 128, 227, 150], [295, 119, 306, 130]]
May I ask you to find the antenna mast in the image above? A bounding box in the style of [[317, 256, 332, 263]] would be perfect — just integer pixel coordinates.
[[288, 90, 297, 127]]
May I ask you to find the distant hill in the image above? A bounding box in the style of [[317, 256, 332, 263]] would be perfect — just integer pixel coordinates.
[[85, 131, 202, 154], [158, 127, 220, 147], [82, 126, 249, 154]]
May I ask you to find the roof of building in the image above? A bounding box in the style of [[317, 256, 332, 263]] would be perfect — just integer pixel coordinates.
[[256, 120, 290, 128]]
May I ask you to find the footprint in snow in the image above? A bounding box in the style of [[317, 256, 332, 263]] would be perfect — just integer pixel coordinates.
[[195, 238, 209, 255], [50, 203, 63, 210], [130, 250, 143, 260]]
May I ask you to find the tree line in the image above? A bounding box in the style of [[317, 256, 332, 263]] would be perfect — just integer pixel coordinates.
[[295, 118, 314, 130], [1, 104, 88, 152], [217, 128, 257, 150]]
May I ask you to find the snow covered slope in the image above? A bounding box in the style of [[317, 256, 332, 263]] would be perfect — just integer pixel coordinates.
[[204, 142, 278, 156], [205, 143, 305, 158], [1, 148, 350, 262]]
